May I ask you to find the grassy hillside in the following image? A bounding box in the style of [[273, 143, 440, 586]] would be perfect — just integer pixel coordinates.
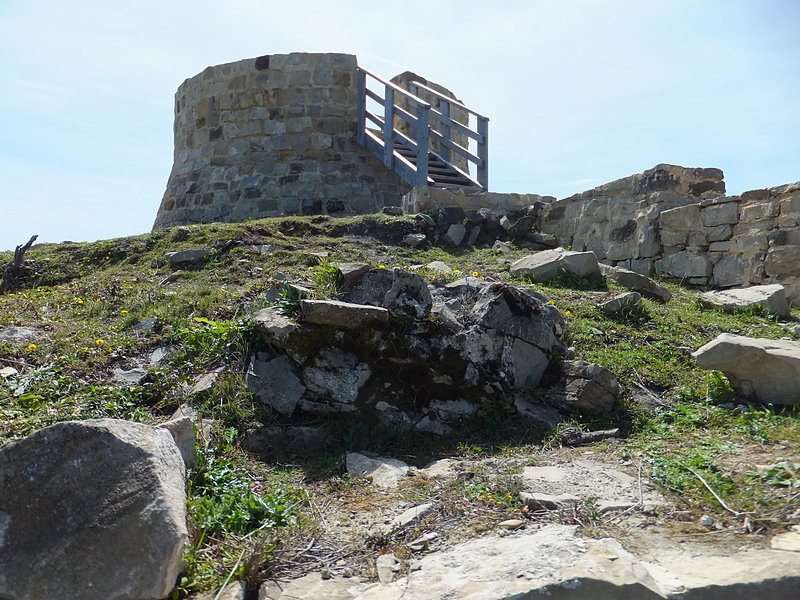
[[1, 214, 798, 596]]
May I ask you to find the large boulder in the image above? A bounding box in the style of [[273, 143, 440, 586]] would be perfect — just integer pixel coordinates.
[[510, 249, 601, 282], [0, 419, 187, 600], [697, 284, 790, 318], [692, 334, 800, 405]]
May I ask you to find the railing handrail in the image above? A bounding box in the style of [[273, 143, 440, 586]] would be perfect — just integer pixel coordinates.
[[357, 67, 488, 190], [359, 68, 432, 110], [409, 80, 490, 122]]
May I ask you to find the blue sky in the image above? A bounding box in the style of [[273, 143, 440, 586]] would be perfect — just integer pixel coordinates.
[[1, 0, 798, 250]]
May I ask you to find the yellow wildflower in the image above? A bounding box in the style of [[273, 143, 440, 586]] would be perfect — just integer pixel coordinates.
[[472, 272, 479, 277], [453, 270, 461, 274], [27, 343, 37, 351], [565, 310, 572, 316], [95, 339, 105, 346], [121, 310, 128, 314]]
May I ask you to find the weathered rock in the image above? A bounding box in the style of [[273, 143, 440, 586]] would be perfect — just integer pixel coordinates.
[[383, 269, 432, 318], [712, 254, 746, 288], [188, 366, 225, 395], [545, 360, 621, 412], [303, 348, 371, 404], [158, 415, 197, 467], [414, 416, 452, 436], [376, 553, 398, 584], [513, 397, 563, 428], [503, 215, 537, 238], [443, 223, 466, 246], [492, 240, 512, 253], [0, 326, 38, 347], [426, 261, 453, 273], [133, 316, 159, 332], [466, 225, 481, 246], [111, 365, 148, 386], [470, 283, 565, 353], [692, 333, 800, 405], [0, 419, 187, 600], [510, 249, 601, 282], [599, 292, 642, 315], [383, 205, 404, 216], [253, 306, 300, 347], [247, 355, 306, 416], [343, 267, 394, 305], [403, 233, 428, 247], [436, 206, 466, 229], [660, 204, 702, 231], [346, 453, 409, 488], [698, 284, 790, 317], [337, 262, 371, 287], [520, 491, 581, 510], [391, 503, 434, 529], [599, 264, 672, 303], [165, 248, 210, 267], [765, 246, 800, 279], [301, 299, 390, 328], [198, 580, 247, 600], [509, 337, 549, 387]]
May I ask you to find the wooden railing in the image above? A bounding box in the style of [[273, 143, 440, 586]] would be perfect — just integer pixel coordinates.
[[357, 67, 488, 190]]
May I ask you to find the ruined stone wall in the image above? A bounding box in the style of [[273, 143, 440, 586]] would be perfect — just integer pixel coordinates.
[[539, 164, 800, 302], [402, 186, 553, 214], [153, 53, 410, 230], [658, 182, 800, 300]]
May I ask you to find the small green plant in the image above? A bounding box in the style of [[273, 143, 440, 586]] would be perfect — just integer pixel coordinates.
[[310, 257, 343, 299], [188, 451, 300, 537], [277, 284, 308, 317], [175, 316, 258, 365], [748, 461, 800, 488]]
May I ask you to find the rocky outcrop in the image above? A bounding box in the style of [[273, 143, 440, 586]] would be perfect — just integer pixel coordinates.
[[599, 263, 672, 303], [249, 268, 585, 429], [0, 419, 188, 600], [692, 334, 800, 405]]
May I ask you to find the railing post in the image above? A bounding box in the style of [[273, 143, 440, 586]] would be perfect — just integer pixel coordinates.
[[416, 105, 430, 186], [439, 100, 452, 165], [477, 116, 489, 190], [382, 87, 395, 169], [357, 69, 366, 147]]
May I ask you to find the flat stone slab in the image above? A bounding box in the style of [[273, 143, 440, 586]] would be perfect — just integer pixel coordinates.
[[301, 300, 389, 328], [165, 248, 210, 267], [246, 355, 306, 416], [510, 249, 600, 282], [692, 333, 800, 405], [698, 284, 790, 318], [599, 264, 672, 303]]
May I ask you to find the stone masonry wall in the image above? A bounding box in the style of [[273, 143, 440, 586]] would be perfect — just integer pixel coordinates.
[[658, 182, 800, 301], [539, 164, 800, 303], [153, 53, 411, 230], [402, 186, 554, 214]]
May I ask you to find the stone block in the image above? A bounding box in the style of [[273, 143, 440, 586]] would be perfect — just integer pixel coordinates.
[[660, 230, 687, 246], [688, 231, 708, 246], [779, 194, 800, 214], [707, 224, 733, 242], [659, 204, 702, 231], [287, 116, 312, 133], [732, 234, 768, 254], [765, 246, 800, 279], [708, 241, 731, 252], [741, 201, 779, 222], [702, 201, 739, 226], [656, 251, 712, 278], [712, 254, 745, 287]]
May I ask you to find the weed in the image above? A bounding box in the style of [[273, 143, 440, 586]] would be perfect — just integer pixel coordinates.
[[309, 256, 343, 299], [277, 284, 308, 317]]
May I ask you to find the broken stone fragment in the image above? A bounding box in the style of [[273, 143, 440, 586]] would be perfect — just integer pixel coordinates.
[[164, 248, 210, 267], [303, 348, 371, 404], [246, 355, 306, 416], [599, 263, 672, 303], [599, 292, 642, 316], [692, 333, 800, 405], [253, 307, 300, 348], [345, 453, 409, 488], [545, 360, 621, 412], [444, 223, 466, 246]]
